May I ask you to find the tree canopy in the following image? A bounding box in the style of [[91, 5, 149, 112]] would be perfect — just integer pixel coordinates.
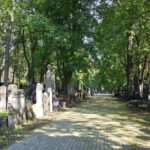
[[0, 0, 149, 97]]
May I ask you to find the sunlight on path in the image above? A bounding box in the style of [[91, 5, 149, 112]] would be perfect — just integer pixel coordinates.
[[8, 95, 150, 150]]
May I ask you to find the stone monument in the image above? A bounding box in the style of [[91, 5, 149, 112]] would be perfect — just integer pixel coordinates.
[[35, 83, 44, 118], [43, 92, 49, 115], [7, 84, 26, 128], [45, 64, 56, 112]]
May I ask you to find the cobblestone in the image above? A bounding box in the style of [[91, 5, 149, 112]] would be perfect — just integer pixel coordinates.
[[7, 95, 150, 150]]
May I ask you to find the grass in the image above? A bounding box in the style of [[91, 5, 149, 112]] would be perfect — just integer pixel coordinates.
[[0, 112, 8, 117]]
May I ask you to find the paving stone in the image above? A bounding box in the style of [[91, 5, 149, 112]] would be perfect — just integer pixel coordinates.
[[8, 95, 150, 150]]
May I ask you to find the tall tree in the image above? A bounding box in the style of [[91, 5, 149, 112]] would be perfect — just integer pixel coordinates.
[[36, 0, 96, 96]]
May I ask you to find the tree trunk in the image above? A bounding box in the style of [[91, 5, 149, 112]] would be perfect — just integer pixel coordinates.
[[30, 35, 37, 82], [4, 23, 13, 86], [4, 0, 15, 86], [40, 66, 45, 82], [133, 75, 140, 99], [0, 68, 3, 83], [12, 68, 16, 83], [126, 32, 133, 100], [62, 79, 68, 97], [61, 69, 73, 97], [19, 28, 32, 82]]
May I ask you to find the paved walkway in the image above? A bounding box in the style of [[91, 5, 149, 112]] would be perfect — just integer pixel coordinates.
[[8, 95, 150, 150]]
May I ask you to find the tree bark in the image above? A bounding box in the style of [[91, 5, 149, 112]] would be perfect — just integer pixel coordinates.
[[4, 23, 13, 86], [61, 68, 73, 97], [126, 32, 133, 100], [30, 34, 37, 82], [133, 75, 140, 99], [12, 68, 16, 83], [19, 28, 32, 82]]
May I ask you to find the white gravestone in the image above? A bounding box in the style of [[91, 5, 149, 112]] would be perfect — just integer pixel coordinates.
[[19, 90, 25, 114], [8, 84, 18, 93], [7, 84, 19, 128], [7, 92, 17, 128], [35, 83, 44, 118], [7, 103, 14, 128], [43, 92, 49, 115], [18, 90, 26, 121], [7, 85, 26, 128], [51, 71, 56, 97], [0, 86, 6, 112], [7, 84, 18, 111]]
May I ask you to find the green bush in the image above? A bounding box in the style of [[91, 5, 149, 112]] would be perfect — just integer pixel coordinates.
[[0, 112, 8, 117]]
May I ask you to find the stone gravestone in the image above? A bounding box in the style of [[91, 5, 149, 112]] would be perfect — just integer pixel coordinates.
[[18, 89, 26, 121], [45, 64, 56, 113], [51, 71, 56, 98], [7, 84, 18, 128], [7, 84, 18, 110], [34, 83, 44, 118], [8, 84, 18, 92], [7, 103, 14, 128], [7, 84, 26, 128], [7, 84, 18, 112], [0, 86, 6, 112], [43, 92, 49, 115], [25, 100, 35, 120]]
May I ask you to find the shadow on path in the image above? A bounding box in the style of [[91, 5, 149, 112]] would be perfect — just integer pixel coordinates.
[[8, 95, 150, 150]]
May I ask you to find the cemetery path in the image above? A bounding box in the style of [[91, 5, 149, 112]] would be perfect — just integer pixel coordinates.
[[8, 95, 150, 150]]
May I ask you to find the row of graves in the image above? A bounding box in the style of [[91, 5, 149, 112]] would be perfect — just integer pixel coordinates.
[[0, 65, 88, 129], [0, 85, 87, 129], [114, 80, 150, 109], [0, 65, 57, 129], [0, 83, 55, 129]]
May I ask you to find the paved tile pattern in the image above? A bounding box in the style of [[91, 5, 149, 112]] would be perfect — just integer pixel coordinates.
[[8, 95, 150, 150]]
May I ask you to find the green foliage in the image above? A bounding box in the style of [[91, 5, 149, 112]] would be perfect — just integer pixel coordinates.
[[0, 0, 149, 93], [94, 0, 150, 90], [0, 112, 8, 117]]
